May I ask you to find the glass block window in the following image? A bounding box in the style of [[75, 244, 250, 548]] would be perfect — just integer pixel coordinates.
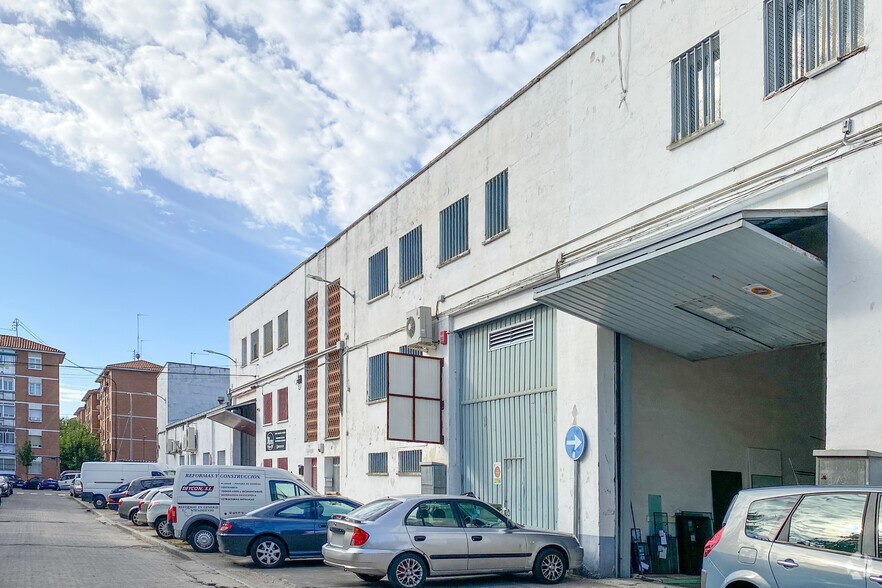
[[368, 452, 388, 474], [368, 353, 388, 402], [368, 248, 389, 300], [440, 196, 469, 263], [399, 449, 422, 474], [764, 0, 864, 95], [263, 320, 273, 355], [399, 226, 423, 285], [277, 311, 289, 348], [485, 170, 509, 240], [672, 33, 720, 143]]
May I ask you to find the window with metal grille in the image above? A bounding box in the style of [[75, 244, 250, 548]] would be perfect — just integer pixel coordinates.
[[764, 0, 864, 95], [368, 353, 388, 402], [368, 452, 388, 474], [277, 387, 288, 422], [399, 449, 422, 474], [263, 320, 273, 355], [399, 226, 423, 285], [250, 330, 259, 362], [485, 170, 509, 240], [440, 196, 469, 264], [671, 33, 720, 143], [399, 345, 423, 356], [263, 392, 272, 425], [277, 311, 289, 348], [488, 320, 535, 351], [327, 283, 341, 439], [305, 294, 319, 442], [368, 248, 388, 300]]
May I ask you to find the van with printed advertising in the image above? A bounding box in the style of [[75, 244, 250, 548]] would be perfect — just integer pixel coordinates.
[[170, 465, 316, 553], [80, 461, 165, 508]]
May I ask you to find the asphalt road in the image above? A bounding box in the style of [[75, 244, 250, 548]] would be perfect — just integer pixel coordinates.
[[0, 489, 643, 588]]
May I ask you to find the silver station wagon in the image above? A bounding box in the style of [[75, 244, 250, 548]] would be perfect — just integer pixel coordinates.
[[703, 485, 882, 587], [322, 495, 582, 588]]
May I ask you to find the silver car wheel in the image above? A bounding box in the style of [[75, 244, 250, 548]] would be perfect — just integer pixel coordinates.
[[541, 552, 564, 582], [395, 557, 424, 588], [194, 529, 215, 550], [256, 540, 282, 566], [157, 518, 172, 539]]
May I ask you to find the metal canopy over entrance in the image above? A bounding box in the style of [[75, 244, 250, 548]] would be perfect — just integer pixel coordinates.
[[208, 405, 257, 436], [534, 209, 827, 360]]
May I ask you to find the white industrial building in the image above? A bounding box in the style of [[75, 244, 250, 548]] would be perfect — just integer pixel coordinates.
[[221, 0, 879, 577]]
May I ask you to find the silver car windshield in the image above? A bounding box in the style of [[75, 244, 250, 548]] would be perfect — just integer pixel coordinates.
[[347, 498, 401, 522]]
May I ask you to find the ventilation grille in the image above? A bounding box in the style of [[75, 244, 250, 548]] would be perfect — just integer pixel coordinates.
[[488, 320, 535, 351]]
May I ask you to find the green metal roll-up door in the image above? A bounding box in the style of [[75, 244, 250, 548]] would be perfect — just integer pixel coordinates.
[[459, 305, 557, 530]]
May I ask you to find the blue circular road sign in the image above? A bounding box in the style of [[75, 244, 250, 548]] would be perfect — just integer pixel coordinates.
[[565, 426, 586, 461]]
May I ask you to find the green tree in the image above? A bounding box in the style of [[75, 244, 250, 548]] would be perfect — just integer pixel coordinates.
[[17, 440, 34, 478], [60, 418, 102, 472]]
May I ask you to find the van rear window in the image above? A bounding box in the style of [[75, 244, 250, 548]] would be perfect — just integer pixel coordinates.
[[745, 495, 799, 541]]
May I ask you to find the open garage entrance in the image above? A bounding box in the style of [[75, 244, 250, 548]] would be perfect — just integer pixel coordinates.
[[535, 208, 827, 577]]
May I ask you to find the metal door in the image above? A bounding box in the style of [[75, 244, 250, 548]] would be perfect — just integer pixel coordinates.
[[459, 305, 557, 530]]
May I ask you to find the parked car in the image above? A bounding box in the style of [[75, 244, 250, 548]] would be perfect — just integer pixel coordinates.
[[58, 470, 79, 491], [0, 476, 9, 497], [24, 477, 44, 489], [145, 487, 174, 539], [118, 489, 152, 524], [80, 461, 164, 508], [40, 478, 60, 490], [218, 496, 361, 568], [70, 474, 83, 497], [8, 475, 25, 489], [171, 465, 316, 553], [133, 486, 170, 527], [702, 485, 882, 588], [323, 495, 583, 587]]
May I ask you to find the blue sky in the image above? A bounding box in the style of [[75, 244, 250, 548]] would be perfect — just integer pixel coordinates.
[[0, 0, 617, 417]]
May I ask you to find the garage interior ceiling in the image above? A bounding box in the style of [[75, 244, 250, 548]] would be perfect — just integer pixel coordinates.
[[534, 209, 827, 360]]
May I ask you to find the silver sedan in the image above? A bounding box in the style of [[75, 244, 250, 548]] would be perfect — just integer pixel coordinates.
[[322, 495, 582, 588]]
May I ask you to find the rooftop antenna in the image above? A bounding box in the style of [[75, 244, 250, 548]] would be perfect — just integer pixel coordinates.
[[136, 313, 148, 359], [12, 318, 19, 336]]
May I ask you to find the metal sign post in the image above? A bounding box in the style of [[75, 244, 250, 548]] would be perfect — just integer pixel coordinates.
[[565, 426, 587, 538]]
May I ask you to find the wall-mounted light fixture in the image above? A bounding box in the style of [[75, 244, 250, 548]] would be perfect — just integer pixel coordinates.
[[296, 374, 303, 389], [306, 274, 355, 300]]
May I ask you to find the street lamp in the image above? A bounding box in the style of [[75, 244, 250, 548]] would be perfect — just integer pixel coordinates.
[[203, 349, 237, 367], [306, 274, 355, 300]]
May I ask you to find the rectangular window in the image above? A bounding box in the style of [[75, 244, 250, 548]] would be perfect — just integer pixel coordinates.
[[0, 377, 13, 392], [277, 311, 289, 348], [0, 352, 14, 366], [368, 353, 388, 402], [398, 449, 422, 474], [399, 226, 423, 285], [440, 196, 469, 263], [28, 380, 42, 396], [277, 387, 288, 422], [28, 456, 42, 475], [28, 433, 42, 448], [189, 454, 196, 465], [28, 354, 41, 370], [764, 0, 864, 95], [0, 457, 15, 471], [216, 450, 226, 466], [250, 330, 259, 362], [263, 393, 273, 425], [28, 405, 41, 423], [1, 431, 13, 444], [305, 294, 319, 443], [368, 452, 388, 474], [263, 321, 274, 355], [485, 170, 509, 240], [671, 33, 720, 143], [368, 248, 389, 300], [325, 456, 341, 493], [241, 337, 248, 366], [278, 457, 288, 471], [202, 452, 211, 465], [179, 455, 185, 466]]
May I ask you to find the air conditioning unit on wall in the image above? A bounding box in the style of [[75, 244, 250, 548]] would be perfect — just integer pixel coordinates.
[[405, 306, 435, 351], [184, 427, 197, 453], [165, 438, 176, 454]]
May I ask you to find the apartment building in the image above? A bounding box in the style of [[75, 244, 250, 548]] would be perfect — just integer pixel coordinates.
[[224, 0, 879, 577], [0, 335, 64, 480], [94, 360, 161, 462], [79, 388, 100, 434]]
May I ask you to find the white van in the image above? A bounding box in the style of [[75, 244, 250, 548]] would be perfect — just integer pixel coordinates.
[[171, 465, 316, 552], [80, 461, 165, 508]]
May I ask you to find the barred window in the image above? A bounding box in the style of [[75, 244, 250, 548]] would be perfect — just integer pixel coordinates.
[[399, 449, 422, 474], [440, 196, 469, 264], [671, 33, 720, 143], [241, 337, 247, 366], [250, 330, 259, 362], [764, 0, 864, 95], [485, 170, 509, 240], [263, 320, 273, 355], [278, 311, 289, 348], [368, 248, 389, 300], [398, 345, 423, 356], [368, 452, 388, 474], [399, 226, 423, 285], [368, 353, 388, 402]]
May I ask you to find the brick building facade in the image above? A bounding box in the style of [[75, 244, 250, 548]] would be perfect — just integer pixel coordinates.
[[94, 360, 161, 462]]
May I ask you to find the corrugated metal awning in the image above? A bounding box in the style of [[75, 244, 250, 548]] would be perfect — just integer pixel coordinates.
[[534, 209, 827, 360], [208, 407, 256, 436]]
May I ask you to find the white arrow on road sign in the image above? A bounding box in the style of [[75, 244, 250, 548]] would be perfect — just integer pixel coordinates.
[[566, 436, 582, 453]]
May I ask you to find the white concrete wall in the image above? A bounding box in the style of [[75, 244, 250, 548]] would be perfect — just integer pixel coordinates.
[[156, 363, 230, 430], [225, 0, 882, 575], [158, 412, 233, 471]]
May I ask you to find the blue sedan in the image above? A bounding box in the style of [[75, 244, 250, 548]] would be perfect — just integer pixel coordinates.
[[217, 496, 361, 568]]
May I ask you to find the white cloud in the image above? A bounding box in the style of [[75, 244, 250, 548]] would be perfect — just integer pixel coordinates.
[[0, 0, 616, 235], [59, 386, 86, 403]]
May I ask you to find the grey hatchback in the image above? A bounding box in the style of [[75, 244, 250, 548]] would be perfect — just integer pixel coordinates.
[[702, 485, 882, 587], [323, 495, 582, 588]]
